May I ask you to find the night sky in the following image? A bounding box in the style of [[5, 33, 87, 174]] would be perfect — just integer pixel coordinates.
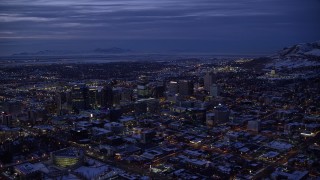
[[0, 0, 320, 55]]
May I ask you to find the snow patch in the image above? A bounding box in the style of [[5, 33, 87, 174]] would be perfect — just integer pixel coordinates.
[[305, 49, 320, 56], [266, 59, 320, 69]]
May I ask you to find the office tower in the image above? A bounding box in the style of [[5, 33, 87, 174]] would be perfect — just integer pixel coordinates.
[[150, 85, 165, 98], [2, 101, 22, 116], [137, 85, 149, 98], [187, 108, 206, 124], [204, 71, 215, 91], [134, 98, 159, 116], [112, 88, 122, 106], [1, 112, 12, 126], [165, 92, 179, 103], [55, 92, 67, 115], [167, 81, 179, 94], [121, 88, 133, 102], [71, 84, 89, 110], [141, 130, 156, 144], [178, 80, 194, 96], [88, 86, 102, 109], [137, 75, 150, 98], [210, 84, 220, 97], [27, 109, 47, 125], [145, 98, 160, 114], [28, 110, 37, 125], [134, 100, 148, 116], [214, 104, 230, 124], [101, 86, 113, 108]]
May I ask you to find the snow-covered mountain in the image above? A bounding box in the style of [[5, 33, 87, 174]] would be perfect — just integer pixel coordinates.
[[277, 41, 320, 58], [266, 41, 320, 69]]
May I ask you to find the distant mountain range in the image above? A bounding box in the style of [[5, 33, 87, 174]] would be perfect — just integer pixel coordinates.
[[11, 41, 320, 70], [12, 47, 133, 56], [276, 41, 320, 58], [93, 47, 132, 54], [266, 41, 320, 69]]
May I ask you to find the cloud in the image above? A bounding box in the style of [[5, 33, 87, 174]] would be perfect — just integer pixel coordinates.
[[0, 0, 319, 55], [0, 13, 56, 22]]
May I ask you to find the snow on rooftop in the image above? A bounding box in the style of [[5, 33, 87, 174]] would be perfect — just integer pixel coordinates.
[[60, 174, 79, 180], [268, 141, 293, 151], [74, 165, 111, 180], [262, 151, 279, 158]]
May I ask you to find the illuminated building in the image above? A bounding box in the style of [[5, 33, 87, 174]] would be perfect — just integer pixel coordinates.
[[134, 98, 159, 115], [167, 81, 179, 94], [70, 84, 89, 110], [51, 148, 84, 168], [1, 112, 12, 126], [137, 75, 150, 98], [88, 86, 103, 109]]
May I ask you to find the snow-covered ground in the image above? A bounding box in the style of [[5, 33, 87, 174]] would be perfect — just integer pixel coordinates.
[[305, 49, 320, 56], [266, 58, 320, 69], [74, 165, 110, 179]]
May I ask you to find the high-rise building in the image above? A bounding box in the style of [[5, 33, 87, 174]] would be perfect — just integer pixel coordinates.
[[134, 98, 159, 116], [204, 71, 215, 91], [134, 100, 147, 116], [55, 92, 67, 115], [112, 88, 122, 106], [167, 81, 179, 94], [88, 86, 103, 109], [137, 85, 149, 98], [1, 112, 12, 126], [2, 100, 22, 118], [28, 110, 37, 125], [70, 84, 89, 111], [27, 109, 47, 125], [141, 130, 156, 144], [137, 75, 150, 98], [210, 84, 220, 97], [186, 108, 206, 124], [150, 85, 165, 98], [214, 104, 230, 124], [121, 88, 133, 102], [178, 80, 193, 96], [101, 86, 113, 108]]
